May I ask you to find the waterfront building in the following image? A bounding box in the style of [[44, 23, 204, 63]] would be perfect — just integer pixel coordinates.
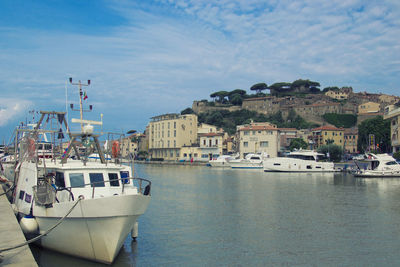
[[311, 125, 345, 149], [384, 104, 400, 152], [236, 122, 279, 158], [344, 127, 358, 154], [199, 132, 224, 160], [148, 113, 198, 160], [120, 134, 138, 158]]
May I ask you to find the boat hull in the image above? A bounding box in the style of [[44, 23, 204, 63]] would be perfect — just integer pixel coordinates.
[[353, 170, 400, 178], [33, 194, 150, 264], [263, 159, 335, 172], [230, 163, 263, 169]]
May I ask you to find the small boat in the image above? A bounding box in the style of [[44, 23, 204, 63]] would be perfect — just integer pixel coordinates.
[[353, 153, 400, 177], [229, 153, 268, 169], [263, 150, 335, 172], [208, 154, 238, 167]]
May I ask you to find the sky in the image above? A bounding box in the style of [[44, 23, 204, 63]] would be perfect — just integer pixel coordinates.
[[1, 0, 400, 142]]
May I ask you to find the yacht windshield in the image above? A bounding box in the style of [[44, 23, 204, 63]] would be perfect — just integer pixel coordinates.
[[287, 154, 315, 161]]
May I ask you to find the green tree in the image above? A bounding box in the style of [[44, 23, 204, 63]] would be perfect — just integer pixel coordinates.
[[318, 144, 343, 162], [181, 107, 195, 115], [289, 138, 308, 151], [250, 83, 268, 94], [357, 116, 391, 153], [323, 113, 357, 128], [229, 94, 243, 105]]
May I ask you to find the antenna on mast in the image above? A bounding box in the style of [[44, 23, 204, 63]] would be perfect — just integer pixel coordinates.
[[69, 77, 92, 132]]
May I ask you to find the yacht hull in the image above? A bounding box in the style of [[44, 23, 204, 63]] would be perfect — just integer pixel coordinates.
[[33, 194, 150, 264], [353, 171, 400, 178], [263, 159, 335, 172]]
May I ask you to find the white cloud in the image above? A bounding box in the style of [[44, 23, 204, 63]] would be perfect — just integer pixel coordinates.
[[0, 99, 33, 126]]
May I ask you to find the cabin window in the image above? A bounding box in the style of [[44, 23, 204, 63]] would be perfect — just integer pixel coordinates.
[[273, 163, 281, 166], [108, 173, 120, 187], [19, 190, 25, 200], [307, 165, 312, 169], [55, 172, 66, 188], [120, 171, 130, 184], [89, 173, 105, 187], [69, 173, 85, 188]]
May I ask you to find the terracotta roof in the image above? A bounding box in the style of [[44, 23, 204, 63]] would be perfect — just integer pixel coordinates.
[[278, 128, 297, 131], [312, 125, 344, 131], [199, 132, 224, 137], [239, 125, 278, 131]]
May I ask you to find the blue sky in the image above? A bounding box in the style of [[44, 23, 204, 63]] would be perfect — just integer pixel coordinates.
[[1, 0, 400, 141]]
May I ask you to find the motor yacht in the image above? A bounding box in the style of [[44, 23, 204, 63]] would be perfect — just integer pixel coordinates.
[[263, 150, 335, 172], [353, 153, 400, 177], [229, 153, 268, 169]]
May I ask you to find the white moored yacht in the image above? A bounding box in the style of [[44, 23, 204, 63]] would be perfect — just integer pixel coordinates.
[[353, 153, 400, 177], [10, 80, 151, 264], [229, 153, 268, 169], [208, 153, 238, 167], [263, 150, 335, 172]]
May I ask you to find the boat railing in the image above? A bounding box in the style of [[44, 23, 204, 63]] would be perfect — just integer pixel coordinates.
[[33, 177, 151, 205]]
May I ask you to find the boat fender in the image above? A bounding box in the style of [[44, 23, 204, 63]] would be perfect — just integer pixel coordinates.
[[20, 215, 38, 235], [131, 221, 139, 241], [28, 138, 36, 158], [112, 141, 120, 158]]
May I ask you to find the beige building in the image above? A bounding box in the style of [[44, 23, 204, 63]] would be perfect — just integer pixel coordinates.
[[344, 128, 358, 154], [120, 134, 139, 158], [148, 113, 198, 160], [358, 101, 380, 114], [199, 132, 224, 161], [384, 104, 400, 152], [325, 90, 350, 100], [237, 122, 279, 158], [311, 125, 345, 149]]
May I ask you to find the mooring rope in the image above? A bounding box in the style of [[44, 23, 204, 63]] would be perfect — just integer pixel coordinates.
[[0, 182, 14, 197], [0, 195, 84, 253]]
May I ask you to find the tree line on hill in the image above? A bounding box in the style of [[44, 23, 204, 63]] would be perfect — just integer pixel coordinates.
[[206, 79, 352, 107]]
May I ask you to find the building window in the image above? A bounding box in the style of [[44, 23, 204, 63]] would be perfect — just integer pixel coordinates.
[[244, 131, 249, 136], [174, 121, 176, 128], [260, 141, 269, 147], [244, 142, 248, 147], [174, 130, 176, 137], [174, 140, 176, 147]]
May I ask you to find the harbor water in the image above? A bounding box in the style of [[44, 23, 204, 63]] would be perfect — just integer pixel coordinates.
[[32, 164, 400, 266]]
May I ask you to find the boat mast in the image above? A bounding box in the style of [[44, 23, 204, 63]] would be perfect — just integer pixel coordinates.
[[69, 78, 90, 133]]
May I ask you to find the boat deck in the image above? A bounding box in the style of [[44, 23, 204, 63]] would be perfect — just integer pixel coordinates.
[[0, 186, 37, 266]]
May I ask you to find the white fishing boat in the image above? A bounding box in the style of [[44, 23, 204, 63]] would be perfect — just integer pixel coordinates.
[[263, 150, 335, 172], [229, 153, 268, 169], [353, 153, 400, 177], [10, 79, 151, 264]]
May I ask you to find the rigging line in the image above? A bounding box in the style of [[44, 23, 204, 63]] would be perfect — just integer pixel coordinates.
[[0, 196, 84, 253]]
